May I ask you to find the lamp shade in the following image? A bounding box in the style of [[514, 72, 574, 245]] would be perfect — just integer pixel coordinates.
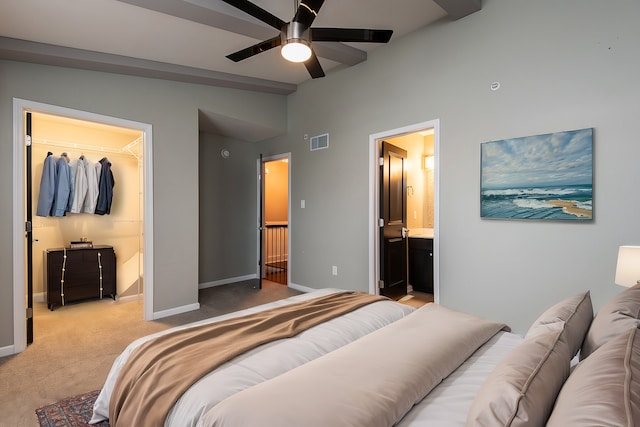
[[614, 246, 640, 287]]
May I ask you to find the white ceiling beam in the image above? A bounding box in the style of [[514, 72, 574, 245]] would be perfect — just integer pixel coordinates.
[[432, 0, 481, 20], [0, 37, 296, 95]]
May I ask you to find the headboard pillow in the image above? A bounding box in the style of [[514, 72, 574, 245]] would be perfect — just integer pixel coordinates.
[[525, 291, 592, 359], [581, 283, 640, 360], [546, 327, 640, 426], [466, 322, 571, 427]]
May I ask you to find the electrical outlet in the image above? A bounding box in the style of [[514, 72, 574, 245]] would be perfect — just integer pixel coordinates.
[[332, 265, 338, 276]]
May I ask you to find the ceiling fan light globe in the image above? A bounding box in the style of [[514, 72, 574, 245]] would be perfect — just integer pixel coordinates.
[[281, 40, 312, 63]]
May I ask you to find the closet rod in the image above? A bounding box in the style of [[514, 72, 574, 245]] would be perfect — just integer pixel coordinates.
[[32, 137, 138, 158]]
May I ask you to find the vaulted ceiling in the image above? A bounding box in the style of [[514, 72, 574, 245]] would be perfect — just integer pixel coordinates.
[[0, 0, 481, 95]]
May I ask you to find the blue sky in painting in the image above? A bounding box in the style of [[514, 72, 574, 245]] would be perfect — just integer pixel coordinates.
[[481, 128, 593, 189]]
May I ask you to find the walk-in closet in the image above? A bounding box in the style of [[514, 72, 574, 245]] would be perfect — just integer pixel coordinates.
[[29, 112, 144, 328]]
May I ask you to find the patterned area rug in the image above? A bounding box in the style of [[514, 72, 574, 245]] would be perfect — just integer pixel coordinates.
[[36, 390, 110, 427]]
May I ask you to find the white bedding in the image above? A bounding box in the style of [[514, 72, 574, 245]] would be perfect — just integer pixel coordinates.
[[91, 289, 414, 425], [92, 289, 523, 426]]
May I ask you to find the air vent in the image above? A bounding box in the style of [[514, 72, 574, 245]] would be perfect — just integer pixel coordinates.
[[310, 133, 329, 151]]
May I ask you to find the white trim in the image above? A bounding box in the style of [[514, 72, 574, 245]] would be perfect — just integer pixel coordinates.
[[12, 98, 154, 354], [12, 99, 26, 353], [0, 345, 16, 358], [257, 153, 292, 287], [368, 120, 441, 302], [288, 282, 316, 293], [153, 302, 201, 320], [199, 274, 258, 289], [142, 123, 154, 321], [117, 294, 142, 303]]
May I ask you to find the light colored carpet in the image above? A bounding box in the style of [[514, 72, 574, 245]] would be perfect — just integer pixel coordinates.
[[0, 280, 300, 427]]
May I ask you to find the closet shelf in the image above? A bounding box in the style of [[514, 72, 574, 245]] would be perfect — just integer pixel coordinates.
[[32, 137, 142, 159]]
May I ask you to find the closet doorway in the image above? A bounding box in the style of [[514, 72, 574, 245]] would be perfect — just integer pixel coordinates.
[[260, 154, 290, 286], [12, 99, 154, 353]]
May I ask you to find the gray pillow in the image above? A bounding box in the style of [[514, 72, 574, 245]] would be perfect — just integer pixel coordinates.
[[526, 291, 592, 359], [581, 283, 640, 360], [547, 327, 640, 426], [466, 322, 571, 427]]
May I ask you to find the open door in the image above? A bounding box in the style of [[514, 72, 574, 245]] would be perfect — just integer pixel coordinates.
[[257, 153, 264, 289], [379, 141, 408, 300], [25, 112, 34, 344]]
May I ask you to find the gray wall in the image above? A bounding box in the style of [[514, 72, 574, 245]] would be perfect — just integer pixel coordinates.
[[260, 0, 640, 333], [0, 61, 286, 348], [199, 133, 259, 284], [2, 0, 639, 350]]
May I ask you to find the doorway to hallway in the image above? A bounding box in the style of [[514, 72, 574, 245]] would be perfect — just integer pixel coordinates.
[[260, 154, 290, 286]]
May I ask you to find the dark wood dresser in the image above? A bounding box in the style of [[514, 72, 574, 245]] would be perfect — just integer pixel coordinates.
[[44, 245, 116, 310]]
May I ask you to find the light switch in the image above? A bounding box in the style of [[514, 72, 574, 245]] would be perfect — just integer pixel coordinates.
[[301, 199, 305, 209]]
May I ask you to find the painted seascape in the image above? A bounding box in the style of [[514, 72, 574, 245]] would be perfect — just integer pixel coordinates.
[[481, 128, 593, 220]]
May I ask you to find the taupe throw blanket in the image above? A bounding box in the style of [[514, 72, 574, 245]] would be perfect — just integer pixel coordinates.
[[109, 291, 387, 427]]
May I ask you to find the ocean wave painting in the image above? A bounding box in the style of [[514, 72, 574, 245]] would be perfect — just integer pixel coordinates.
[[481, 128, 593, 220]]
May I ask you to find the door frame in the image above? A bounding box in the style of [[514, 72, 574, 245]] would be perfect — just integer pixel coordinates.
[[256, 152, 292, 286], [368, 119, 440, 301], [12, 98, 155, 354]]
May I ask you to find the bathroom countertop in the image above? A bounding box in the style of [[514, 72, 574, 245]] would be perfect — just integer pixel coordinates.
[[408, 228, 434, 239]]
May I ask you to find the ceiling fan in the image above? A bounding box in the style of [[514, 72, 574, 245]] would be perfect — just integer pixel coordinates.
[[220, 0, 393, 78]]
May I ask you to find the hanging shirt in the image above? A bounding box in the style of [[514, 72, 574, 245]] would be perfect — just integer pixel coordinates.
[[95, 157, 115, 215], [83, 159, 100, 214], [70, 156, 89, 213], [51, 154, 73, 217], [36, 152, 56, 217]]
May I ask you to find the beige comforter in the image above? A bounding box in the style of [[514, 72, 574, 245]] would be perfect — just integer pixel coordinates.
[[201, 303, 508, 427]]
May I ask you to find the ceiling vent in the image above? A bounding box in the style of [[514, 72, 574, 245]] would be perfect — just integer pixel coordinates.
[[310, 133, 329, 151]]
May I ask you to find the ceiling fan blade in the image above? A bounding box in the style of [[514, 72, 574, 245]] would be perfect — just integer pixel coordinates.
[[293, 0, 325, 29], [304, 50, 325, 78], [219, 0, 286, 30], [311, 28, 393, 43], [226, 36, 282, 62]]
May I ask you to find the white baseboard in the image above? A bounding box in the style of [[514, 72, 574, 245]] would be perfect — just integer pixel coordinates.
[[288, 282, 316, 293], [118, 294, 142, 303], [0, 344, 16, 357], [152, 302, 200, 320], [34, 292, 45, 303], [199, 274, 257, 290]]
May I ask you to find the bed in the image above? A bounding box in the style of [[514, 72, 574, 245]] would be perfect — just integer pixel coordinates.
[[91, 285, 640, 427]]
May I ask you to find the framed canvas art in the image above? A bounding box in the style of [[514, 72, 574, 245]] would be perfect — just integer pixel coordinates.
[[480, 128, 593, 220]]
